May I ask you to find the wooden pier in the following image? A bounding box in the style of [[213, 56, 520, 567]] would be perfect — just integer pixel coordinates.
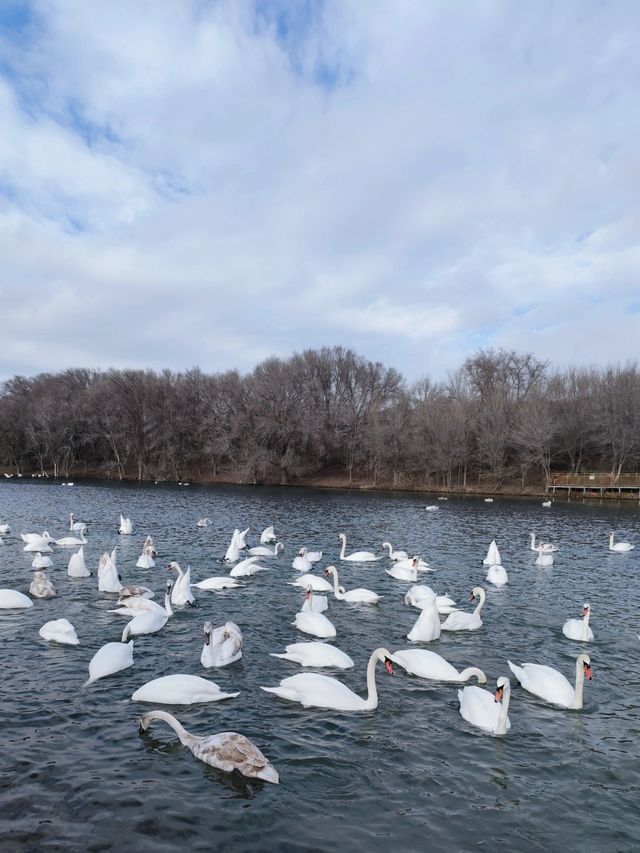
[[548, 473, 640, 500]]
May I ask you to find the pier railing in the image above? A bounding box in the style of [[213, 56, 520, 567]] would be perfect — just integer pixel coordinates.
[[549, 473, 640, 487]]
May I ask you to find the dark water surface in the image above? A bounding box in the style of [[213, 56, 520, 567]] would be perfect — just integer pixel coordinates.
[[1, 481, 639, 852]]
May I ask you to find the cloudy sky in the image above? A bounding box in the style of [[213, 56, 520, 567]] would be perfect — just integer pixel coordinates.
[[1, 0, 638, 382]]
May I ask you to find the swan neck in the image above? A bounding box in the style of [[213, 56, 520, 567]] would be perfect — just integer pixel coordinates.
[[571, 658, 586, 709], [474, 590, 486, 616], [141, 710, 194, 747], [330, 568, 343, 598], [496, 683, 510, 734], [364, 650, 381, 710], [339, 534, 346, 559], [460, 667, 485, 683], [582, 610, 590, 642], [165, 591, 173, 616]]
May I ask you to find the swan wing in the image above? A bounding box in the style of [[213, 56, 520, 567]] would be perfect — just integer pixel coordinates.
[[509, 661, 574, 706], [261, 673, 363, 710], [194, 733, 279, 783], [393, 649, 459, 681]]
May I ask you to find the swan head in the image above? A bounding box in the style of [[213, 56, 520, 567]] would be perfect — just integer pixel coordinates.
[[299, 548, 307, 556], [337, 533, 345, 542], [166, 561, 180, 572], [579, 654, 593, 680], [323, 565, 337, 577], [494, 676, 510, 703], [374, 647, 394, 675], [469, 586, 484, 601], [581, 603, 591, 616], [165, 578, 173, 594], [203, 621, 212, 645]]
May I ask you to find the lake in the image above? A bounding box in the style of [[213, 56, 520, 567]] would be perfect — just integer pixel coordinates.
[[1, 480, 639, 852]]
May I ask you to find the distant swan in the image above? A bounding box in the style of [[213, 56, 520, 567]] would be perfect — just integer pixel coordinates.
[[530, 533, 558, 553], [54, 531, 87, 547], [381, 542, 409, 561], [508, 654, 592, 709], [609, 532, 634, 552], [201, 621, 243, 667], [138, 710, 278, 783], [391, 649, 486, 683], [459, 677, 511, 735], [441, 587, 486, 632], [196, 517, 212, 528], [69, 513, 88, 533], [562, 603, 594, 642], [337, 533, 380, 562], [324, 565, 381, 604], [270, 642, 354, 669], [118, 515, 133, 535], [261, 647, 394, 711]]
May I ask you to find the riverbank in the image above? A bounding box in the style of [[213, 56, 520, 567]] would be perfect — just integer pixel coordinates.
[[3, 466, 640, 501]]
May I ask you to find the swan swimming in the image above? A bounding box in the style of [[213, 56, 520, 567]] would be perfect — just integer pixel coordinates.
[[167, 562, 196, 605], [441, 587, 486, 632], [139, 710, 278, 783], [507, 654, 592, 709], [337, 533, 380, 562], [459, 677, 511, 735], [30, 571, 57, 598], [39, 618, 79, 645], [98, 552, 122, 593], [224, 529, 242, 563], [270, 642, 354, 669], [609, 532, 634, 552], [229, 557, 268, 578], [562, 603, 594, 642], [54, 531, 88, 547], [530, 533, 558, 553], [131, 674, 239, 704], [67, 546, 90, 578], [407, 591, 441, 642], [391, 649, 486, 683], [196, 517, 212, 528], [404, 585, 456, 614], [118, 515, 133, 535], [32, 552, 53, 569], [485, 564, 508, 586], [324, 565, 381, 604], [301, 588, 328, 613], [381, 542, 409, 561], [201, 621, 243, 667], [86, 640, 134, 684], [535, 552, 554, 567], [260, 526, 277, 544], [69, 513, 88, 533], [0, 589, 34, 609], [293, 607, 336, 639], [287, 573, 333, 592], [192, 576, 241, 591], [122, 581, 173, 641], [261, 647, 394, 711], [248, 542, 284, 557], [136, 546, 156, 569], [299, 547, 322, 563], [482, 540, 501, 566]]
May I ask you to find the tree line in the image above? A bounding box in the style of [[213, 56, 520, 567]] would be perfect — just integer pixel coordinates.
[[0, 347, 638, 490]]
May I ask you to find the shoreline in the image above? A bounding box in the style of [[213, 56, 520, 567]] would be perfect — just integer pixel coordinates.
[[3, 469, 639, 502]]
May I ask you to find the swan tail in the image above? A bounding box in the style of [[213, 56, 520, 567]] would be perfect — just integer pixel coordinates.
[[507, 660, 525, 684]]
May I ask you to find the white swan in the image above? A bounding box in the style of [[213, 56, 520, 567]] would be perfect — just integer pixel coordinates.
[[196, 517, 212, 528], [122, 582, 173, 641], [562, 603, 594, 642], [404, 585, 456, 614], [301, 588, 328, 613], [482, 540, 501, 566], [248, 542, 284, 557], [68, 546, 90, 578], [391, 649, 486, 683], [224, 529, 241, 563], [425, 505, 439, 512], [542, 500, 552, 507], [167, 562, 196, 606], [229, 557, 268, 578], [192, 576, 240, 591], [535, 552, 554, 567], [507, 654, 592, 709], [530, 533, 558, 553], [136, 547, 156, 569], [69, 513, 88, 533], [381, 542, 409, 561], [142, 535, 158, 557], [54, 531, 88, 547], [260, 525, 276, 544], [23, 535, 52, 553], [299, 547, 322, 563], [0, 523, 10, 535], [287, 573, 333, 592], [386, 557, 431, 582], [138, 710, 278, 783], [118, 514, 133, 535], [270, 642, 354, 669], [86, 640, 134, 684], [441, 587, 486, 631], [201, 621, 243, 667], [337, 533, 380, 562], [98, 552, 122, 593], [292, 552, 312, 573], [324, 565, 381, 604], [131, 674, 239, 704], [407, 591, 441, 642], [609, 532, 634, 552], [261, 647, 394, 711], [486, 564, 508, 586], [30, 571, 56, 598], [459, 677, 511, 735], [293, 609, 336, 639], [235, 527, 250, 549], [0, 589, 34, 609], [39, 618, 79, 645], [32, 552, 53, 569]]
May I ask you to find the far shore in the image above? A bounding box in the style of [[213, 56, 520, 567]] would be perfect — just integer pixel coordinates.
[[2, 469, 639, 503]]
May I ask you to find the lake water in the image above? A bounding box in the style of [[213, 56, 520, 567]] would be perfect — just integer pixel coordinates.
[[1, 480, 639, 852]]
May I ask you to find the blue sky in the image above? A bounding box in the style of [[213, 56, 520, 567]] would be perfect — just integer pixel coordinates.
[[1, 0, 639, 382]]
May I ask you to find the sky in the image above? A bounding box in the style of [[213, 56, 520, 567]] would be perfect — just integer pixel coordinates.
[[1, 0, 639, 383]]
